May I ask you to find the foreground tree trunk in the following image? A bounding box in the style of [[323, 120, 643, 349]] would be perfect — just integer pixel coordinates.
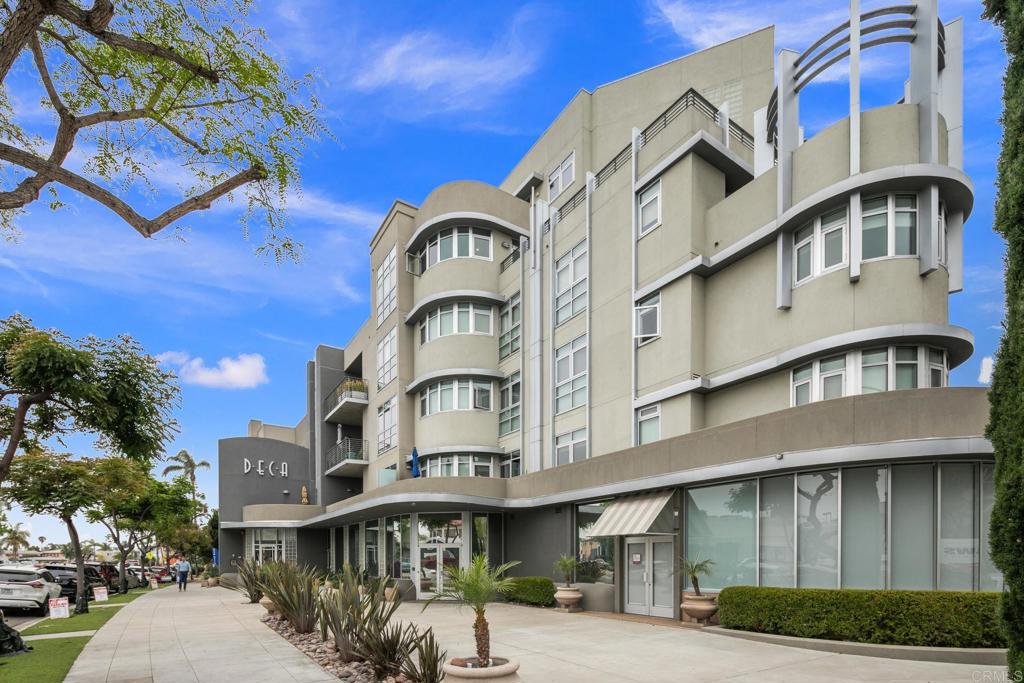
[[63, 515, 88, 614], [473, 609, 490, 666]]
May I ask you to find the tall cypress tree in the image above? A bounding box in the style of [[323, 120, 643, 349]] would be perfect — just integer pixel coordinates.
[[984, 0, 1024, 675]]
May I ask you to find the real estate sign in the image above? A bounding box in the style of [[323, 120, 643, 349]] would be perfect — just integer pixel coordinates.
[[49, 597, 69, 619], [93, 587, 108, 602]]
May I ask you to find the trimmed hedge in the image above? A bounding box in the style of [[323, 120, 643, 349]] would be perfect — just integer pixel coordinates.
[[718, 586, 1006, 648], [507, 576, 556, 607]]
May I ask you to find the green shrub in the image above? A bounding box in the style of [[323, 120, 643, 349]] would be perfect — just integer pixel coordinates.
[[206, 565, 220, 578], [260, 562, 321, 634], [507, 576, 555, 607], [224, 558, 264, 603], [718, 586, 1006, 648], [402, 627, 446, 683]]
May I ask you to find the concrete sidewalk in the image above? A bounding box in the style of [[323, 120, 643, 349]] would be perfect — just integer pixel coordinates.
[[64, 586, 333, 683]]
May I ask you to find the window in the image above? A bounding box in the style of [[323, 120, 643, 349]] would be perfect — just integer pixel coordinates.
[[419, 379, 493, 416], [548, 151, 575, 199], [499, 372, 521, 436], [638, 180, 661, 236], [928, 348, 947, 387], [385, 515, 410, 579], [376, 247, 397, 326], [377, 397, 397, 453], [577, 501, 615, 585], [420, 453, 493, 478], [797, 470, 839, 588], [637, 404, 661, 445], [894, 346, 918, 389], [938, 202, 948, 265], [819, 354, 846, 400], [792, 363, 812, 406], [685, 481, 756, 590], [634, 292, 661, 345], [861, 348, 889, 393], [500, 451, 521, 478], [555, 241, 587, 325], [377, 327, 397, 388], [419, 303, 492, 344], [364, 519, 379, 577], [862, 193, 918, 261], [555, 428, 587, 466], [555, 335, 587, 413], [792, 206, 847, 285], [412, 227, 492, 274], [499, 293, 521, 359]]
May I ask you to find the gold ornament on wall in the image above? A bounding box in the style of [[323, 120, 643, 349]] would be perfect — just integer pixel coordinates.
[[301, 485, 309, 505]]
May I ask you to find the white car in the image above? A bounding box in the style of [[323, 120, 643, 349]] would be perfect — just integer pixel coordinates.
[[0, 565, 63, 615]]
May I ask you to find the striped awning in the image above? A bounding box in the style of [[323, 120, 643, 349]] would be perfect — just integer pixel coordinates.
[[586, 490, 675, 537]]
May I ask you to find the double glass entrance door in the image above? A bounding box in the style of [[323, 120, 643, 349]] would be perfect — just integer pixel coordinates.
[[416, 545, 460, 598], [624, 536, 674, 618]]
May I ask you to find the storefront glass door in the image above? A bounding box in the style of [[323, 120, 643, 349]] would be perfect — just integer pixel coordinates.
[[624, 536, 674, 618], [416, 545, 460, 598]]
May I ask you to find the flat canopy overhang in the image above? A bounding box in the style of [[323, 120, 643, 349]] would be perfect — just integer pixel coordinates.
[[586, 490, 675, 537]]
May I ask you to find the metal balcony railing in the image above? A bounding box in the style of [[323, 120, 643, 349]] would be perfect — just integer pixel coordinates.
[[322, 376, 368, 416], [326, 438, 368, 469], [500, 249, 521, 272]]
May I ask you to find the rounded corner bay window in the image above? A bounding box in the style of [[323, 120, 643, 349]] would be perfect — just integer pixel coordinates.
[[412, 227, 492, 274], [419, 378, 492, 416]]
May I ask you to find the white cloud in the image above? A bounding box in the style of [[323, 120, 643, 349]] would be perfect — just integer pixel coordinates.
[[352, 6, 543, 112], [158, 351, 269, 389], [978, 356, 994, 385]]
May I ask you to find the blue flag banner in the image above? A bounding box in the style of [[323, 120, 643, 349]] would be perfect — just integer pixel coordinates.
[[411, 447, 421, 477]]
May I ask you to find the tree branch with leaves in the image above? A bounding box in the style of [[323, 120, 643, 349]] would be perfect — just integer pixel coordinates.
[[0, 0, 322, 260]]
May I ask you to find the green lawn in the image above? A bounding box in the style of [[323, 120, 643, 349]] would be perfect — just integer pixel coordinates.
[[102, 587, 151, 604], [21, 605, 122, 635], [0, 635, 91, 683]]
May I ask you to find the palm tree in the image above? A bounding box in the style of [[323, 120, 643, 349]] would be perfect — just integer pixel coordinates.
[[162, 449, 210, 522], [423, 554, 520, 667], [2, 522, 31, 560], [37, 536, 46, 549]]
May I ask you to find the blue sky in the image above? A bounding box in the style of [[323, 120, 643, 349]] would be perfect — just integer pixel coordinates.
[[1, 0, 1007, 544]]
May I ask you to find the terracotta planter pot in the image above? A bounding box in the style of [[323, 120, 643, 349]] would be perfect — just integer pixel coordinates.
[[554, 585, 583, 613], [443, 657, 521, 681], [681, 593, 718, 623], [259, 596, 277, 615], [208, 577, 220, 587]]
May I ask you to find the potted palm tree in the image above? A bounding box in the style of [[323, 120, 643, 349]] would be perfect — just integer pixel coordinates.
[[679, 556, 718, 623], [423, 554, 521, 681], [552, 555, 582, 612]]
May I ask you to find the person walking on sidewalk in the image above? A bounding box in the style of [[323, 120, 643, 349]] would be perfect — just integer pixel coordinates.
[[175, 557, 192, 592]]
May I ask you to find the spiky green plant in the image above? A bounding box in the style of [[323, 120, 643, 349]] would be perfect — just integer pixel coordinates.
[[260, 562, 321, 633], [553, 555, 578, 588], [224, 558, 264, 603], [401, 628, 447, 683], [317, 563, 374, 663], [681, 556, 715, 596], [423, 553, 520, 667]]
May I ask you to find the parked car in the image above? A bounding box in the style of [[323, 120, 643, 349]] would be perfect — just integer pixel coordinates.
[[42, 564, 107, 600], [0, 565, 63, 615], [122, 567, 142, 589], [155, 566, 175, 583]]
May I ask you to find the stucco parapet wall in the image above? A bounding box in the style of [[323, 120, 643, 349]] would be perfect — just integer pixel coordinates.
[[296, 388, 988, 528], [404, 289, 506, 325], [241, 504, 325, 523], [405, 181, 529, 253], [406, 367, 504, 394]]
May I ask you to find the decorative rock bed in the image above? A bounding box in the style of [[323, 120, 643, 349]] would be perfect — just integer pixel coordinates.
[[261, 614, 412, 683]]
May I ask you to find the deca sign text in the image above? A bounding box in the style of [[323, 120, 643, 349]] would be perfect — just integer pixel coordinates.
[[243, 458, 289, 478]]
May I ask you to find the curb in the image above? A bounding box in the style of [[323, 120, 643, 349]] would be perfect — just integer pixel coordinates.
[[702, 626, 1008, 665]]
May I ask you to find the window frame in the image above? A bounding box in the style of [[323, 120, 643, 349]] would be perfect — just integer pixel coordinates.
[[377, 397, 398, 454], [419, 379, 494, 417], [500, 451, 521, 478], [412, 227, 493, 275], [861, 193, 919, 262], [499, 292, 521, 359], [554, 335, 588, 414], [634, 291, 661, 346], [377, 326, 398, 389], [792, 205, 848, 287], [636, 403, 661, 445], [555, 428, 588, 466], [548, 151, 575, 199], [499, 372, 521, 436], [638, 179, 662, 237], [376, 247, 397, 327], [419, 302, 493, 345], [554, 240, 588, 326], [420, 453, 494, 479]]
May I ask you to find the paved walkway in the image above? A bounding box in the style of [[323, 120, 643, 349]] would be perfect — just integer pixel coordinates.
[[65, 586, 334, 683], [64, 585, 1008, 682]]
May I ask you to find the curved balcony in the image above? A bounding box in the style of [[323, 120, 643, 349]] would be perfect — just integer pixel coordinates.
[[414, 410, 499, 454], [414, 333, 500, 380], [323, 376, 369, 425], [406, 180, 529, 254]]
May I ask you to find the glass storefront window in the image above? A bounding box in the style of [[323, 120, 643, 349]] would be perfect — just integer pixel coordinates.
[[759, 475, 794, 587], [797, 471, 838, 588], [418, 514, 463, 545], [472, 513, 489, 560], [347, 525, 359, 571], [385, 515, 410, 579], [685, 481, 756, 590], [939, 463, 976, 591], [841, 467, 887, 589], [365, 520, 380, 577], [576, 502, 615, 584], [891, 464, 934, 589]]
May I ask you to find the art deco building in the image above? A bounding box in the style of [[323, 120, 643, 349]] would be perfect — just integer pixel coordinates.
[[219, 1, 999, 618]]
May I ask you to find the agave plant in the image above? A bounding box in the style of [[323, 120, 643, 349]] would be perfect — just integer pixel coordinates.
[[423, 553, 520, 667], [401, 627, 447, 683], [681, 556, 715, 596], [225, 558, 264, 603], [260, 562, 321, 633]]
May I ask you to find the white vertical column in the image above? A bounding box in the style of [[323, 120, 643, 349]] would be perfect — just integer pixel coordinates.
[[849, 0, 861, 177], [947, 209, 964, 293], [849, 191, 862, 282], [753, 106, 772, 176], [630, 127, 641, 445], [585, 171, 594, 460], [909, 0, 941, 165], [775, 49, 799, 311], [718, 101, 730, 149], [919, 184, 939, 276], [527, 191, 547, 473]]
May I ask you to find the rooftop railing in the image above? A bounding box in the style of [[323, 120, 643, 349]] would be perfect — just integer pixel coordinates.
[[325, 438, 368, 469], [500, 249, 521, 272]]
